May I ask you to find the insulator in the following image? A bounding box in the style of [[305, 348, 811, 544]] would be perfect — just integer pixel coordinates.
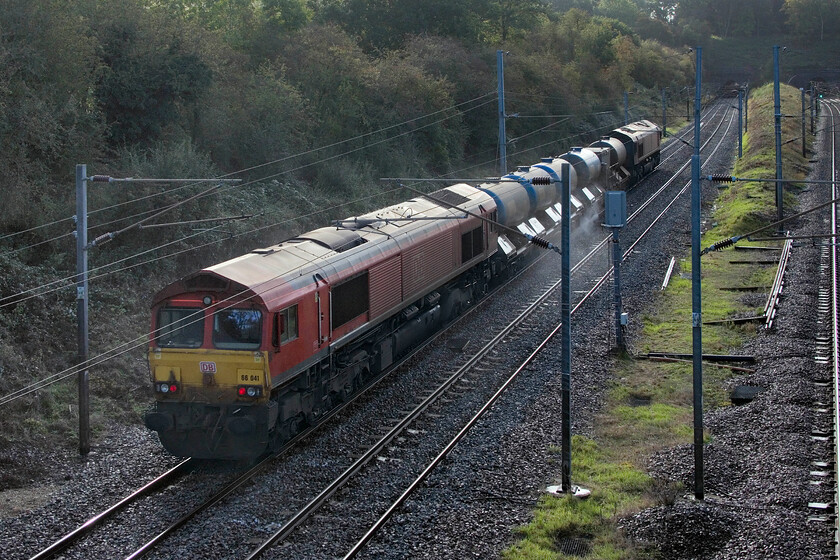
[[530, 235, 550, 249], [531, 176, 552, 185], [709, 174, 733, 183], [91, 232, 115, 246], [90, 175, 111, 183], [701, 237, 735, 255]]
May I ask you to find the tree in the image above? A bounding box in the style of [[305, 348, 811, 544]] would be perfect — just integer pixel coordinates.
[[93, 7, 212, 145], [322, 0, 491, 51], [486, 0, 550, 42], [264, 0, 313, 32], [674, 0, 786, 38], [0, 0, 104, 231], [149, 0, 259, 48], [595, 0, 643, 26], [197, 61, 311, 171], [548, 0, 596, 12], [783, 0, 840, 40], [278, 24, 375, 143], [371, 51, 464, 170]]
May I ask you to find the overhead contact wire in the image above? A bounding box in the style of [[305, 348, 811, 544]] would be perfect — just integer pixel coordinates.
[[0, 98, 499, 301], [0, 92, 498, 248], [0, 105, 615, 307], [2, 110, 648, 401]]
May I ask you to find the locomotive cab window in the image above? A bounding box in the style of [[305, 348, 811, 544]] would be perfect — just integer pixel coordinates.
[[213, 309, 263, 350], [157, 307, 204, 348], [274, 305, 298, 346]]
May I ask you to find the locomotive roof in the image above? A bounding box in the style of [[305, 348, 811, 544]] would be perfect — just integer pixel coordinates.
[[152, 183, 493, 309], [616, 120, 660, 133]]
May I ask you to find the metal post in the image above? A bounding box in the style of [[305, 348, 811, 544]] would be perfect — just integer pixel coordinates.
[[744, 85, 748, 129], [738, 89, 743, 158], [75, 164, 90, 456], [816, 86, 820, 115], [624, 91, 629, 125], [560, 161, 572, 494], [801, 88, 807, 158], [497, 50, 507, 176], [612, 228, 624, 351], [773, 46, 783, 224], [662, 88, 667, 137], [691, 47, 704, 501]]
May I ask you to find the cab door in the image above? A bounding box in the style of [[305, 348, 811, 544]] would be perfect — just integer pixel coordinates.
[[314, 274, 330, 349]]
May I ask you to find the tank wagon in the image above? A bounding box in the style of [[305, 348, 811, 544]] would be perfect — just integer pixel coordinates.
[[144, 120, 660, 459]]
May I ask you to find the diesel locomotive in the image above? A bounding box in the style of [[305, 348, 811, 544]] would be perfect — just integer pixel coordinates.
[[144, 120, 661, 459]]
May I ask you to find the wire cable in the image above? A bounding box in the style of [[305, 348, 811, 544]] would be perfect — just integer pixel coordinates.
[[0, 98, 499, 303], [1, 107, 626, 315], [0, 114, 637, 404], [0, 92, 497, 247], [78, 93, 497, 235], [87, 91, 498, 217]]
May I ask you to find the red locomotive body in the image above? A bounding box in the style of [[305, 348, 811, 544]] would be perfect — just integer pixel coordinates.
[[145, 184, 498, 458]]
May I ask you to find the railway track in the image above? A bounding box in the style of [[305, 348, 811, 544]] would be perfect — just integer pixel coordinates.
[[796, 99, 840, 548], [224, 104, 739, 559], [27, 460, 192, 560], [331, 103, 740, 559], [824, 99, 840, 558], [23, 104, 736, 560]]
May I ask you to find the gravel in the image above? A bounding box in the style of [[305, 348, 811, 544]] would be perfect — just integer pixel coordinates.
[[0, 102, 834, 559]]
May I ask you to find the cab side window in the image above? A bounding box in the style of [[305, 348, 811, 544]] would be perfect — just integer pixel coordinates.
[[276, 305, 298, 345]]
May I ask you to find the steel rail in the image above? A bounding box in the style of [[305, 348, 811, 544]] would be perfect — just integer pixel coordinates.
[[28, 459, 193, 560], [343, 105, 738, 558], [764, 236, 792, 329], [244, 104, 736, 559], [828, 100, 840, 560], [121, 207, 579, 559], [126, 105, 732, 560]]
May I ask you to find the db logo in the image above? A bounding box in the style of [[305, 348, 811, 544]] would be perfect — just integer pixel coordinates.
[[199, 361, 217, 374]]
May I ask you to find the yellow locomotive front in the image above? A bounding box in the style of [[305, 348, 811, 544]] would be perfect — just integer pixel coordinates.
[[144, 295, 275, 459]]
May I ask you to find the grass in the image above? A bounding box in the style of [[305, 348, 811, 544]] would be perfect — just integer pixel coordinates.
[[503, 81, 813, 559], [504, 437, 657, 560]]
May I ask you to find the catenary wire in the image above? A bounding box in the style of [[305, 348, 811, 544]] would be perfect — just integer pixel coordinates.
[[0, 98, 500, 301], [0, 112, 634, 402], [0, 91, 498, 247]]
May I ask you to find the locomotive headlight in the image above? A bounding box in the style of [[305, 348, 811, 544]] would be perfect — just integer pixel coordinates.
[[202, 296, 212, 306], [237, 385, 262, 398], [159, 383, 169, 393]]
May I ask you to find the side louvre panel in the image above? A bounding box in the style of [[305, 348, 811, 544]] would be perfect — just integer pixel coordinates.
[[402, 231, 456, 298], [369, 255, 402, 319]]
